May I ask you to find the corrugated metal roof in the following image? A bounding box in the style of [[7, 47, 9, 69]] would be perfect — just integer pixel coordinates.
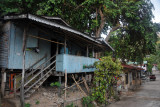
[[41, 16, 70, 27], [4, 14, 114, 51]]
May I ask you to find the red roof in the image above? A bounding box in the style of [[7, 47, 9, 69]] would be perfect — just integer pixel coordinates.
[[122, 64, 134, 69], [153, 64, 157, 66], [122, 64, 144, 71]]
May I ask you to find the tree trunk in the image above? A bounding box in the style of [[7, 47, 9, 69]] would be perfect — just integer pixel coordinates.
[[95, 8, 106, 38]]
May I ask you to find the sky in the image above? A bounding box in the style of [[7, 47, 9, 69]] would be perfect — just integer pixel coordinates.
[[151, 0, 160, 23]]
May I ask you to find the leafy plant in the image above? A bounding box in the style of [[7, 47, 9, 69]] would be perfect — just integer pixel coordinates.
[[82, 96, 95, 107], [25, 103, 31, 107], [35, 100, 40, 105], [50, 82, 61, 87], [66, 103, 74, 107], [92, 56, 122, 104], [113, 95, 120, 101]]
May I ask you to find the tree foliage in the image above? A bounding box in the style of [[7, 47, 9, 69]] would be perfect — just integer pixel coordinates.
[[144, 55, 155, 72], [92, 56, 122, 104], [144, 33, 160, 72], [0, 0, 41, 16], [0, 0, 158, 62], [107, 0, 159, 62]]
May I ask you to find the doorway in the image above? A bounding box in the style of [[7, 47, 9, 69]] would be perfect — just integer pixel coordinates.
[[51, 39, 57, 56]]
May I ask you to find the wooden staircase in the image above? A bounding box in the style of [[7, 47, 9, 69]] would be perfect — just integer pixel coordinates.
[[12, 54, 56, 98]]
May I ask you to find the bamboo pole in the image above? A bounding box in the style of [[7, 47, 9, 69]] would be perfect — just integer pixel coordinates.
[[63, 81, 84, 91], [28, 35, 64, 45], [92, 45, 94, 57], [71, 74, 87, 96], [72, 75, 98, 107], [14, 78, 17, 97], [56, 40, 59, 55], [86, 45, 88, 57], [21, 26, 28, 107], [58, 76, 61, 97], [64, 36, 66, 54], [64, 69, 67, 106], [82, 77, 90, 93]]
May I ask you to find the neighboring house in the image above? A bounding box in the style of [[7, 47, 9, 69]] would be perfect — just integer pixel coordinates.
[[0, 14, 114, 98], [152, 64, 158, 72], [119, 64, 143, 92], [128, 61, 147, 76]]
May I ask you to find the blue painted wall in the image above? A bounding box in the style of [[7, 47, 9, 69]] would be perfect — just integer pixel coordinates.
[[59, 42, 85, 56], [56, 54, 98, 73], [8, 23, 51, 69], [6, 22, 94, 72]]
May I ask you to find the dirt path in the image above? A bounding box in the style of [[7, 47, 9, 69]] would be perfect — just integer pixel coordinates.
[[108, 71, 160, 107], [1, 99, 16, 107]]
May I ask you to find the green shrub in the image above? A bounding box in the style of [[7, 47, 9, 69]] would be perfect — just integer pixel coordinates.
[[35, 100, 40, 104], [66, 103, 74, 107], [25, 103, 31, 107], [50, 82, 61, 87], [82, 96, 95, 107]]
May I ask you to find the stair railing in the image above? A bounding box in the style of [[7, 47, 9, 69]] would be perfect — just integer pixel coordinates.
[[24, 56, 56, 94], [11, 54, 47, 94], [25, 54, 56, 81]]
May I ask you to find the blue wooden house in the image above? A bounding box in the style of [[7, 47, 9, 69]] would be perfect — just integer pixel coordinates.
[[0, 14, 114, 98]]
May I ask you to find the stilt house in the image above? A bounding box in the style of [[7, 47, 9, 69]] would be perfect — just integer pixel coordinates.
[[0, 14, 114, 98]]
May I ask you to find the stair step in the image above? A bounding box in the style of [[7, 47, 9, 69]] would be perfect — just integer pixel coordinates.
[[28, 89, 36, 93], [41, 78, 47, 82], [38, 81, 43, 85], [33, 85, 39, 89], [25, 93, 31, 99]]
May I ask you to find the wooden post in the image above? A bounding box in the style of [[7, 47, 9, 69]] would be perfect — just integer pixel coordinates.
[[64, 36, 66, 54], [82, 77, 90, 93], [41, 65, 44, 78], [72, 74, 86, 96], [95, 53, 97, 59], [1, 69, 6, 98], [64, 69, 67, 106], [14, 78, 17, 97], [20, 26, 28, 107], [56, 40, 59, 55], [86, 45, 88, 57], [72, 75, 98, 107], [92, 46, 94, 58], [58, 76, 61, 97]]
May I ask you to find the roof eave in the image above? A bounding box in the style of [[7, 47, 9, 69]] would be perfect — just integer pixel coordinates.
[[3, 14, 114, 51]]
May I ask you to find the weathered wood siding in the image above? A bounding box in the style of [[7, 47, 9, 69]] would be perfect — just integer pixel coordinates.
[[0, 22, 10, 68], [8, 22, 51, 69], [56, 54, 98, 73]]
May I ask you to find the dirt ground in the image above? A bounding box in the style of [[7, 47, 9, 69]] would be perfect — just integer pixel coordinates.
[[1, 84, 87, 107], [1, 99, 16, 107], [24, 85, 85, 107]]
